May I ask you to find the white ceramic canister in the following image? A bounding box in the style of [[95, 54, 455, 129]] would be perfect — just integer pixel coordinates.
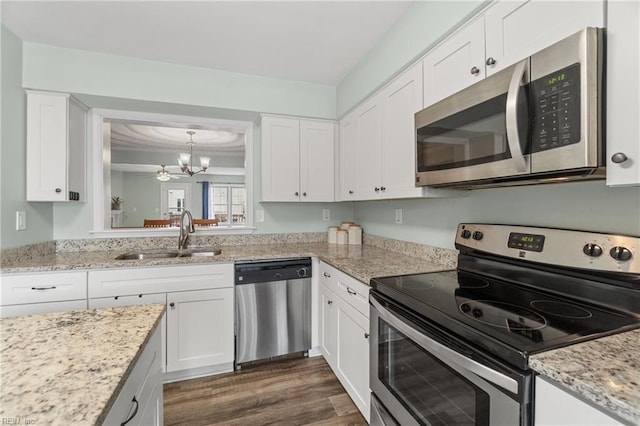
[[348, 225, 362, 245], [340, 221, 355, 230], [327, 226, 338, 244], [336, 229, 349, 245]]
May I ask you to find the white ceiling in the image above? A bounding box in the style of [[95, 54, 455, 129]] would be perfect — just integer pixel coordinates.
[[1, 0, 415, 85]]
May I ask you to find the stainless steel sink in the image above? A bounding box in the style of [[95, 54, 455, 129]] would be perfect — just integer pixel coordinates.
[[115, 248, 221, 260]]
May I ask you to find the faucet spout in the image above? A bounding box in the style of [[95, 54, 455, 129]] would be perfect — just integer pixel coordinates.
[[178, 210, 195, 250]]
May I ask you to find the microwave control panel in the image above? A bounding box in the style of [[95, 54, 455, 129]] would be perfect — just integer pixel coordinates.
[[530, 63, 581, 153]]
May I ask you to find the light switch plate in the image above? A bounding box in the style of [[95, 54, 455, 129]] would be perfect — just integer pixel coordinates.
[[395, 209, 403, 224], [322, 209, 330, 221], [16, 211, 26, 231]]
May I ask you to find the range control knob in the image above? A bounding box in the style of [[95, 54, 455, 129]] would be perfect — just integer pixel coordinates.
[[461, 230, 472, 239], [610, 246, 633, 262], [472, 231, 484, 241], [472, 308, 483, 318], [582, 243, 603, 257]]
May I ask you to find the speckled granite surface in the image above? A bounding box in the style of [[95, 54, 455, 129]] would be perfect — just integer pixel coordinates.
[[0, 304, 165, 425], [0, 241, 458, 284], [530, 329, 640, 425]]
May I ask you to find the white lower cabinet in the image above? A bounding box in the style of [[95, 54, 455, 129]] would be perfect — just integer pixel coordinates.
[[0, 271, 87, 317], [534, 376, 623, 426], [104, 325, 163, 426], [318, 262, 370, 422], [88, 264, 234, 379], [166, 288, 234, 372]]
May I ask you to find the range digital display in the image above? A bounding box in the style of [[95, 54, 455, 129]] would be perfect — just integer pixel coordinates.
[[508, 232, 545, 252]]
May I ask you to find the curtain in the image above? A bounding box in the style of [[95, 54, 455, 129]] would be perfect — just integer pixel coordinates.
[[201, 181, 209, 219]]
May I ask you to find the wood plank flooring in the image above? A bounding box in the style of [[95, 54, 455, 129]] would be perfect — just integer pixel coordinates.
[[164, 356, 367, 426]]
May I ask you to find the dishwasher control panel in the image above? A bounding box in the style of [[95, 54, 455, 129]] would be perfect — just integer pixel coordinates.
[[235, 257, 312, 284]]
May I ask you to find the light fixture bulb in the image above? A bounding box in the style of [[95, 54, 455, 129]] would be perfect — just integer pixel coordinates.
[[179, 153, 191, 166], [200, 157, 210, 169]]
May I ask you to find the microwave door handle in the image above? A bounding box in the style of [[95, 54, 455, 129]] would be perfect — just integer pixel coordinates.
[[371, 297, 519, 395], [506, 59, 528, 173]]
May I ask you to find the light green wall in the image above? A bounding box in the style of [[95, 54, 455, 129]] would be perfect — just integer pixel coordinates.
[[1, 25, 54, 249], [354, 182, 640, 249], [337, 0, 485, 116], [22, 42, 337, 119]]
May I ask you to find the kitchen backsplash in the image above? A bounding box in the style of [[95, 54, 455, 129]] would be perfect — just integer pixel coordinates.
[[364, 234, 458, 269]]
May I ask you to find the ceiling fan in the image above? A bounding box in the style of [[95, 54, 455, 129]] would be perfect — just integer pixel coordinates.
[[156, 165, 182, 181]]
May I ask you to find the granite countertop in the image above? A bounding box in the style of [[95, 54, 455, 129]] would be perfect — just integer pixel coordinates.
[[0, 242, 456, 284], [530, 329, 640, 425], [0, 303, 166, 425]]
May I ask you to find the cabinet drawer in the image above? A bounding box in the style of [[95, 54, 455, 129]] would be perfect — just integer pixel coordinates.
[[318, 262, 370, 318], [1, 271, 87, 305], [89, 294, 166, 309], [88, 264, 233, 298], [103, 326, 162, 425]]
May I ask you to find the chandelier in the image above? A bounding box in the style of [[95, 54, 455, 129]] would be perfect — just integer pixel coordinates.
[[178, 131, 210, 176]]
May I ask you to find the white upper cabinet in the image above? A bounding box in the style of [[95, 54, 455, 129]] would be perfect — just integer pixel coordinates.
[[423, 0, 604, 108], [353, 94, 384, 200], [380, 62, 426, 199], [338, 112, 357, 200], [261, 115, 335, 202], [342, 63, 453, 201], [423, 16, 486, 107], [484, 0, 604, 77], [26, 90, 87, 202], [606, 0, 640, 187]]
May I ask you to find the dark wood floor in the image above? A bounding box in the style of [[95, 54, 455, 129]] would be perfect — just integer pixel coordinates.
[[164, 356, 367, 425]]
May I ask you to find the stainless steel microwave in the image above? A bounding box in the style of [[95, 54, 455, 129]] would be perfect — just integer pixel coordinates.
[[415, 27, 604, 189]]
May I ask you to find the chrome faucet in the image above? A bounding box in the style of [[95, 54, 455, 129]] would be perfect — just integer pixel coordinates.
[[178, 210, 195, 250]]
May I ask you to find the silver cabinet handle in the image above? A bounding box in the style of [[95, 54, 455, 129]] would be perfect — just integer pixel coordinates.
[[323, 272, 331, 278], [346, 287, 357, 295], [611, 152, 628, 164], [470, 66, 480, 75], [31, 286, 57, 291], [486, 57, 496, 66], [505, 59, 529, 173]]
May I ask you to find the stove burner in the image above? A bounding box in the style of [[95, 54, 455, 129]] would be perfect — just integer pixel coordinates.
[[530, 300, 593, 319], [458, 277, 490, 289], [459, 300, 547, 330]]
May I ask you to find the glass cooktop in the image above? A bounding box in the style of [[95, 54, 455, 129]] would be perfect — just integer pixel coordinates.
[[371, 269, 640, 369]]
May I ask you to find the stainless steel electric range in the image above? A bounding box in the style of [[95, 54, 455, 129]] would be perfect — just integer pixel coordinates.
[[369, 223, 640, 426]]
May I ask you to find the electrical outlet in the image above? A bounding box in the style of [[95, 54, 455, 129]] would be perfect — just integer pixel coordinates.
[[395, 209, 403, 224], [322, 209, 331, 221], [16, 211, 26, 231], [256, 209, 265, 223]]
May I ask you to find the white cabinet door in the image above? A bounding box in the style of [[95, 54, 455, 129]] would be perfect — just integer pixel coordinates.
[[338, 112, 357, 200], [484, 0, 604, 77], [381, 62, 424, 199], [534, 377, 623, 426], [354, 94, 383, 200], [261, 116, 301, 202], [335, 295, 370, 423], [423, 16, 486, 107], [319, 283, 337, 367], [606, 0, 640, 187], [300, 120, 335, 202], [26, 90, 86, 202], [166, 288, 234, 372]]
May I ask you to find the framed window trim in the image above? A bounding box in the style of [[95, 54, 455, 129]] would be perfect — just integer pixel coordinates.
[[208, 184, 247, 226], [89, 108, 255, 237]]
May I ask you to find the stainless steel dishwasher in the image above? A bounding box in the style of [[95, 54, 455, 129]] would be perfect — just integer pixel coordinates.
[[234, 257, 312, 367]]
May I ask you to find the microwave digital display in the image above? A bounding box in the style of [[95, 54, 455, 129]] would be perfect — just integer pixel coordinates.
[[530, 63, 581, 153]]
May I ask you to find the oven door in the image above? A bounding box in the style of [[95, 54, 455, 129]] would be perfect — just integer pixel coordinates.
[[415, 60, 531, 187], [370, 294, 532, 426]]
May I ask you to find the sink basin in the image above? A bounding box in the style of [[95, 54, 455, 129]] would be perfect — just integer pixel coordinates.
[[115, 248, 222, 260]]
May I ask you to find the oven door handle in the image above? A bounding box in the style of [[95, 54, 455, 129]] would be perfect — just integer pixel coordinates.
[[371, 297, 519, 395], [506, 59, 528, 173]]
